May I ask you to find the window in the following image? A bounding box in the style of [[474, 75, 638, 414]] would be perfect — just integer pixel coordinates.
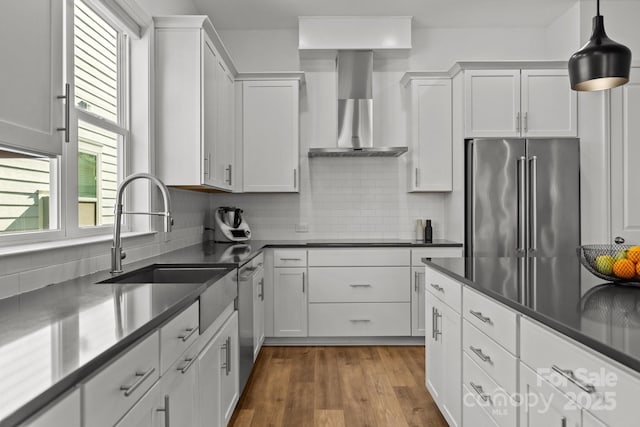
[[73, 0, 128, 230], [0, 0, 131, 242]]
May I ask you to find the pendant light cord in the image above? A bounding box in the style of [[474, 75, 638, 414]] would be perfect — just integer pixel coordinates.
[[597, 0, 600, 16]]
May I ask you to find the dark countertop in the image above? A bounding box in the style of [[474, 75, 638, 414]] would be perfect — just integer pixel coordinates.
[[0, 238, 461, 426], [424, 257, 640, 373]]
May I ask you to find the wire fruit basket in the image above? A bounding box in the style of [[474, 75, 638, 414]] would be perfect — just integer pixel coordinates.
[[577, 244, 640, 284]]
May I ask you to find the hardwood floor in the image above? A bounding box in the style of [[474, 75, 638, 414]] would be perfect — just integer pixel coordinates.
[[229, 346, 448, 427]]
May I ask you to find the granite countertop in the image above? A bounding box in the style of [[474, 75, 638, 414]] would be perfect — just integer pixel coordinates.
[[424, 256, 640, 373], [0, 238, 461, 426]]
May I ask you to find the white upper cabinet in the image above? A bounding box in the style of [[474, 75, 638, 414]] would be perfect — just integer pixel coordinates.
[[464, 68, 577, 138], [521, 69, 577, 137], [154, 16, 235, 191], [407, 78, 452, 192], [0, 0, 64, 155], [242, 80, 299, 192], [465, 70, 521, 138]]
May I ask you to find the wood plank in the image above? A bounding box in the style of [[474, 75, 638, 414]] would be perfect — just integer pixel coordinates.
[[229, 346, 448, 427]]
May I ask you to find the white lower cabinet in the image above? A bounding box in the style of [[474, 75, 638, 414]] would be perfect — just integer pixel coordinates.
[[114, 382, 160, 427], [582, 411, 608, 427], [197, 311, 239, 427], [22, 388, 80, 427], [253, 265, 265, 360], [159, 345, 200, 427], [411, 268, 426, 336], [519, 362, 581, 427], [426, 284, 461, 427], [274, 267, 307, 337], [461, 383, 499, 427]]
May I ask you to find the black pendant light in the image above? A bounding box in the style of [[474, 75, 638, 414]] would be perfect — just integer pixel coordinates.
[[568, 0, 632, 91]]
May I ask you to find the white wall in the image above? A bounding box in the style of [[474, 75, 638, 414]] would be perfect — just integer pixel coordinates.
[[545, 2, 582, 60]]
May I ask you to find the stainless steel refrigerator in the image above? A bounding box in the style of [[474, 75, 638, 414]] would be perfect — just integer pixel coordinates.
[[465, 138, 581, 315]]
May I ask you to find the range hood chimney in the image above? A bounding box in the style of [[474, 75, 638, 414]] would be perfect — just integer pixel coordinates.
[[308, 50, 408, 158]]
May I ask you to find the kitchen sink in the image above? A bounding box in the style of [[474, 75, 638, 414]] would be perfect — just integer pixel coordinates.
[[100, 265, 229, 284]]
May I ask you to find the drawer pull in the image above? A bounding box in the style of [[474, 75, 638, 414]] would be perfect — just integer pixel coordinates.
[[349, 284, 372, 288], [430, 284, 444, 293], [156, 395, 170, 427], [469, 346, 493, 364], [350, 319, 371, 323], [178, 327, 198, 342], [434, 309, 442, 341], [551, 365, 596, 393], [221, 336, 231, 376], [280, 257, 302, 261], [178, 357, 197, 374], [470, 381, 491, 403], [469, 310, 492, 324], [120, 367, 156, 397]]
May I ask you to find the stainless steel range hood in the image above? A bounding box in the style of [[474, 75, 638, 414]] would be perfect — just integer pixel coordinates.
[[308, 50, 408, 158]]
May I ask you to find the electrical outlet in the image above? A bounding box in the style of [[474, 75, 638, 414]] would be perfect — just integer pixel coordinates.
[[295, 223, 309, 233]]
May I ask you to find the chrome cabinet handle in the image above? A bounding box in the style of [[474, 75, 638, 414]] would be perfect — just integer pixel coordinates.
[[293, 169, 297, 189], [57, 83, 70, 142], [470, 346, 492, 364], [156, 395, 170, 427], [516, 112, 521, 133], [431, 307, 436, 339], [469, 310, 492, 324], [551, 365, 596, 393], [529, 156, 537, 253], [203, 154, 209, 177], [178, 357, 197, 374], [226, 336, 231, 375], [414, 272, 419, 292], [178, 327, 198, 342], [430, 283, 444, 293], [280, 257, 302, 261], [350, 319, 371, 323], [434, 309, 442, 341], [349, 283, 372, 288], [470, 382, 491, 403], [258, 278, 264, 300], [302, 271, 305, 293], [524, 112, 528, 132], [225, 164, 232, 185], [120, 367, 155, 397], [415, 168, 419, 187]]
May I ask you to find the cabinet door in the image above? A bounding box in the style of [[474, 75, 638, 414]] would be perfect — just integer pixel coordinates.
[[274, 267, 307, 337], [219, 312, 239, 427], [611, 68, 640, 244], [425, 295, 442, 402], [115, 383, 160, 427], [464, 70, 521, 138], [242, 80, 299, 192], [160, 355, 199, 427], [520, 363, 581, 427], [253, 267, 265, 360], [202, 34, 219, 187], [409, 79, 452, 192], [411, 268, 426, 336], [23, 388, 80, 427], [521, 70, 577, 137], [439, 300, 461, 427], [213, 59, 233, 190], [0, 0, 63, 156]]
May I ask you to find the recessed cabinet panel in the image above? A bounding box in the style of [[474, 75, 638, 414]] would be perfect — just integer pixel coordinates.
[[521, 70, 577, 137], [465, 70, 521, 138], [0, 0, 63, 155], [409, 79, 452, 192], [273, 267, 307, 337], [242, 80, 299, 193]]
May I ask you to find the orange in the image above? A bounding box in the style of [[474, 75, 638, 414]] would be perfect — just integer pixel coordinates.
[[627, 246, 640, 263], [613, 259, 636, 279], [636, 262, 640, 277]]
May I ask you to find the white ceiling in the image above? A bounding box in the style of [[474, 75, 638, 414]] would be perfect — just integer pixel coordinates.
[[193, 0, 582, 30]]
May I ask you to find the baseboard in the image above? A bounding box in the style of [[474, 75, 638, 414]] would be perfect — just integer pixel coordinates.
[[263, 336, 425, 346]]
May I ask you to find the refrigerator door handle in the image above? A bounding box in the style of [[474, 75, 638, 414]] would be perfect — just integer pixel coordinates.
[[529, 156, 538, 253], [517, 156, 526, 254]]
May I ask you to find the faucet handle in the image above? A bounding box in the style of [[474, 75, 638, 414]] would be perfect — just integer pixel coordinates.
[[121, 251, 127, 260]]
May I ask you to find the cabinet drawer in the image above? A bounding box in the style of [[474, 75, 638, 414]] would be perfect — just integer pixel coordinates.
[[308, 267, 409, 303], [274, 250, 307, 267], [424, 266, 462, 313], [463, 287, 517, 354], [308, 249, 410, 266], [84, 332, 160, 427], [463, 319, 518, 395], [521, 317, 640, 427], [411, 247, 462, 265], [160, 302, 199, 375], [463, 352, 517, 427], [308, 303, 410, 336], [462, 383, 500, 427]]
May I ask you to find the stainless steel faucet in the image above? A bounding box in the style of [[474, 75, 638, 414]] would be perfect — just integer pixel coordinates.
[[111, 173, 173, 274]]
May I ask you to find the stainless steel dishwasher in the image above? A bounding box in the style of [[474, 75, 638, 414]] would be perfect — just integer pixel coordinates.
[[236, 253, 264, 393]]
